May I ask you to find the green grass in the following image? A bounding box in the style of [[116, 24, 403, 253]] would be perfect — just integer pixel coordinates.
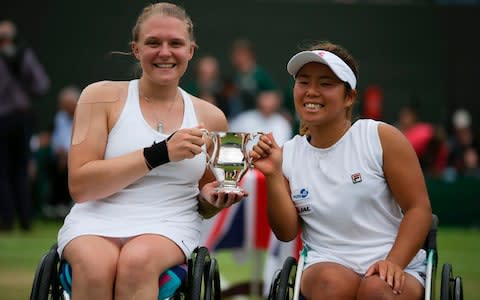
[[0, 221, 479, 300], [436, 227, 480, 300], [0, 220, 59, 300]]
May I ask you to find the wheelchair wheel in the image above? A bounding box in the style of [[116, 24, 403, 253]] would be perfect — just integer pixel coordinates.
[[276, 256, 297, 300], [440, 263, 453, 300], [188, 246, 211, 300], [204, 257, 220, 300], [30, 245, 61, 300], [268, 269, 281, 300], [454, 276, 463, 300]]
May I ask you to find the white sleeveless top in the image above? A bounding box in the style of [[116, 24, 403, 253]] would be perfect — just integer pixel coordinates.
[[283, 119, 424, 273], [57, 80, 205, 257]]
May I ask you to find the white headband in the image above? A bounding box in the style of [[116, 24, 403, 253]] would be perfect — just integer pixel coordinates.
[[287, 50, 357, 89]]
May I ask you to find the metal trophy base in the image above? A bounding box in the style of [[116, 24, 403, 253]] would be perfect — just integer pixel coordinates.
[[214, 186, 243, 194]]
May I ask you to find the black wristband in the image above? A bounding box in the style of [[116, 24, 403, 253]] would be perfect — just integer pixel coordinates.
[[143, 140, 170, 170]]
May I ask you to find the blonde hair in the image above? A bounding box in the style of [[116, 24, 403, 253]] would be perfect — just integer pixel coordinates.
[[131, 2, 196, 44]]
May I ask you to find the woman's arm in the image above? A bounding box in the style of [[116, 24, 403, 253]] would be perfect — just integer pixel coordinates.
[[68, 81, 150, 202], [252, 134, 299, 242], [379, 123, 432, 268]]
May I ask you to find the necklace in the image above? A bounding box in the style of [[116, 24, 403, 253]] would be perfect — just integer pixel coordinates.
[[142, 91, 179, 133]]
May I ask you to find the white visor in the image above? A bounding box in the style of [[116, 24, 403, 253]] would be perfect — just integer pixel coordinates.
[[287, 50, 356, 89]]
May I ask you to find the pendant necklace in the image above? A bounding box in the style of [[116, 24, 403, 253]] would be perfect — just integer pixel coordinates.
[[142, 91, 179, 133]]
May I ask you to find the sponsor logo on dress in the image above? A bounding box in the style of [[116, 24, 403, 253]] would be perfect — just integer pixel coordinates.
[[295, 202, 313, 215], [351, 173, 362, 184], [292, 188, 309, 200]]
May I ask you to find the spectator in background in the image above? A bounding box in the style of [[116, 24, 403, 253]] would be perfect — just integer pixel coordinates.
[[228, 38, 277, 118], [396, 106, 448, 177], [183, 55, 230, 115], [29, 130, 53, 218], [447, 108, 479, 177], [45, 86, 80, 218], [462, 146, 480, 178], [229, 90, 292, 146], [0, 20, 50, 231]]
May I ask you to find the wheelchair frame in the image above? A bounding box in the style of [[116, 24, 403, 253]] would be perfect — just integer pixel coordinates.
[[30, 244, 221, 300], [268, 214, 464, 300]]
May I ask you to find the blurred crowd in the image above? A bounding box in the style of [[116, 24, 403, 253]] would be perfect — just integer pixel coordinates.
[[1, 20, 479, 232]]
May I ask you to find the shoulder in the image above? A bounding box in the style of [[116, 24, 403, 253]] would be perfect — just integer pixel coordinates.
[[353, 118, 408, 149], [377, 121, 407, 144], [375, 120, 416, 159], [189, 93, 228, 131], [78, 80, 129, 104]]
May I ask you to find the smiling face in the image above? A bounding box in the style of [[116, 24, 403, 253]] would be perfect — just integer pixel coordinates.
[[293, 62, 355, 128], [131, 14, 195, 85]]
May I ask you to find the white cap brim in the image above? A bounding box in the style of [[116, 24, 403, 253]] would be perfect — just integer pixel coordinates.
[[287, 50, 356, 89]]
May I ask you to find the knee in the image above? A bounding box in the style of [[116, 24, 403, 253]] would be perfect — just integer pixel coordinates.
[[357, 276, 393, 300], [301, 272, 351, 299], [117, 245, 158, 279], [69, 255, 117, 287]]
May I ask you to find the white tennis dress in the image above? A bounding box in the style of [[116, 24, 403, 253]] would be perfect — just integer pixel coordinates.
[[282, 119, 426, 284], [57, 80, 205, 258]]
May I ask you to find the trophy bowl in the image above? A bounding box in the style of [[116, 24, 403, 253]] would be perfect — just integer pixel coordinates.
[[202, 131, 262, 193]]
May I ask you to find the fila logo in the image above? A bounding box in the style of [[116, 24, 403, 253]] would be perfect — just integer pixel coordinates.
[[351, 173, 362, 184]]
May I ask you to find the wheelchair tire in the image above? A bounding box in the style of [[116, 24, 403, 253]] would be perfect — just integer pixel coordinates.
[[440, 263, 453, 300], [30, 253, 47, 300], [268, 269, 281, 300], [189, 246, 210, 300], [454, 276, 463, 300], [30, 246, 60, 300], [204, 257, 220, 300], [276, 256, 297, 300]]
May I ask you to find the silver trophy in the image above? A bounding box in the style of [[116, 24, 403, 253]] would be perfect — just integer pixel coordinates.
[[202, 131, 262, 193]]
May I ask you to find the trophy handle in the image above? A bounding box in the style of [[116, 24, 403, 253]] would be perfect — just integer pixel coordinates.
[[200, 129, 217, 166], [245, 132, 264, 168]]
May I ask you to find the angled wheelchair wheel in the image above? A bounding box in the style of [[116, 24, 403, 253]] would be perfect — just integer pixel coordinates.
[[454, 276, 463, 300], [30, 245, 61, 300], [268, 269, 281, 300], [204, 257, 220, 300], [276, 256, 297, 300], [440, 263, 453, 300], [188, 246, 211, 300]]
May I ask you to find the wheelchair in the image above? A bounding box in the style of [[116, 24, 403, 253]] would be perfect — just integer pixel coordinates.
[[268, 214, 464, 300], [30, 243, 221, 300]]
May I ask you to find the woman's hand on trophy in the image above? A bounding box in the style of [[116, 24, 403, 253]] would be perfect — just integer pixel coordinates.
[[200, 181, 248, 209], [250, 133, 282, 176], [166, 128, 205, 161]]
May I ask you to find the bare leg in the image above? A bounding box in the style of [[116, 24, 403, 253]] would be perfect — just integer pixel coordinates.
[[300, 262, 362, 300], [115, 234, 185, 300], [356, 273, 424, 300], [63, 235, 121, 300]]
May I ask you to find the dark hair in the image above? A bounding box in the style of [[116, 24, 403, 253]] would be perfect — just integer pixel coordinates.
[[298, 41, 359, 135], [306, 41, 359, 92]]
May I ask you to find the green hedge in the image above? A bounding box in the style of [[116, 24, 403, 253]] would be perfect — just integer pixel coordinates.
[[427, 176, 479, 227]]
